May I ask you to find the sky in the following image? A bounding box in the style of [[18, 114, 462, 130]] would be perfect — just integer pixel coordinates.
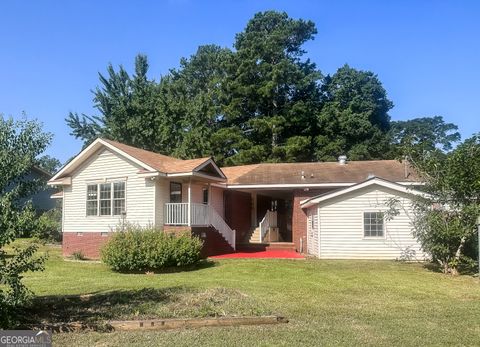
[[0, 0, 479, 163]]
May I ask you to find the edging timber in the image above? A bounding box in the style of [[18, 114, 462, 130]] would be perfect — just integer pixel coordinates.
[[108, 316, 288, 331]]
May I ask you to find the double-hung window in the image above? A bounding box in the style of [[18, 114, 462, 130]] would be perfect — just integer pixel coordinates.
[[363, 212, 384, 237], [170, 182, 182, 203], [86, 181, 126, 216], [99, 183, 111, 215], [86, 185, 98, 216]]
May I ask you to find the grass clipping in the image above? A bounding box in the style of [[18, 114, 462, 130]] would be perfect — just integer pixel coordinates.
[[22, 287, 272, 328]]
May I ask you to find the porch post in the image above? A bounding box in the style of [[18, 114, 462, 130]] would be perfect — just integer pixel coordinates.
[[187, 180, 192, 226], [251, 192, 257, 227], [207, 183, 211, 206]]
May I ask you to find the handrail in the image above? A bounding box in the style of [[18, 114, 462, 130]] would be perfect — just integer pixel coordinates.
[[164, 203, 235, 250], [207, 205, 236, 250], [259, 210, 277, 242]]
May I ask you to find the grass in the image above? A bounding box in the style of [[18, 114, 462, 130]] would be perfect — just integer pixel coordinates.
[[9, 239, 480, 346]]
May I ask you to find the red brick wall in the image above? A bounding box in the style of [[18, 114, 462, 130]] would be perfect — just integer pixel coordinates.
[[191, 227, 234, 257], [292, 189, 332, 253], [224, 190, 252, 242], [63, 232, 111, 259]]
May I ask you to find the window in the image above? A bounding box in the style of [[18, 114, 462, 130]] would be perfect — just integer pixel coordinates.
[[364, 212, 384, 237], [86, 184, 98, 216], [113, 182, 126, 215], [99, 183, 111, 215], [86, 181, 126, 216], [170, 182, 182, 203], [202, 187, 209, 205]]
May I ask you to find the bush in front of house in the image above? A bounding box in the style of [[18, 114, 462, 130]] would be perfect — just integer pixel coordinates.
[[101, 225, 203, 272]]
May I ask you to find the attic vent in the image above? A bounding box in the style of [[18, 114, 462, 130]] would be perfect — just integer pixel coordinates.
[[338, 155, 347, 165]]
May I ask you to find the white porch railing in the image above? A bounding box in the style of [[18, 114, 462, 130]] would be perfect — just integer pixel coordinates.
[[164, 203, 236, 250], [191, 203, 209, 226], [164, 203, 189, 225], [259, 210, 278, 243]]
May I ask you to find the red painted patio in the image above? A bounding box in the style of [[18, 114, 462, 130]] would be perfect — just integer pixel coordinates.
[[210, 249, 304, 259]]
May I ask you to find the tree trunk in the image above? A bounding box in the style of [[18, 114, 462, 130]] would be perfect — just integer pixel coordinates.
[[451, 235, 468, 276]]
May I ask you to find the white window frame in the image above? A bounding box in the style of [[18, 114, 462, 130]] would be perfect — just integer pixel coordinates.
[[86, 180, 127, 217], [363, 211, 385, 239]]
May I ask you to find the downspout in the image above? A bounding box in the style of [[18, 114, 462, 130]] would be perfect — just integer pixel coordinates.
[[187, 180, 192, 227]]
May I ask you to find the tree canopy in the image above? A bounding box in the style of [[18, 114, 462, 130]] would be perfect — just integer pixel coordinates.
[[0, 116, 49, 328], [67, 11, 462, 165], [389, 134, 480, 275]]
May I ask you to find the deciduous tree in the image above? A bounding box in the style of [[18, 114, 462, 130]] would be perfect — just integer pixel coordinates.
[[0, 116, 50, 328]]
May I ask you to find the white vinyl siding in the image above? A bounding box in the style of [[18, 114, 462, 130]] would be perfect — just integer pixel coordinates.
[[63, 149, 155, 233], [210, 186, 225, 218], [316, 186, 425, 260], [307, 206, 319, 256]]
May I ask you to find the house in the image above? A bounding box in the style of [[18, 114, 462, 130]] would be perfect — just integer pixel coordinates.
[[48, 138, 426, 259], [13, 166, 58, 212]]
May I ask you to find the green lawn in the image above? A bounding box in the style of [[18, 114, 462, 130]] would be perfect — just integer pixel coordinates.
[[15, 240, 480, 346]]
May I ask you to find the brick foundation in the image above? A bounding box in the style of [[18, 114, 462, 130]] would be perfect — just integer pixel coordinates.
[[62, 225, 233, 260], [63, 232, 111, 259], [163, 225, 192, 236]]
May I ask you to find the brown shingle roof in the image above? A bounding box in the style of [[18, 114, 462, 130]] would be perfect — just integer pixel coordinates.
[[104, 139, 211, 174], [221, 160, 418, 185], [104, 140, 419, 185]]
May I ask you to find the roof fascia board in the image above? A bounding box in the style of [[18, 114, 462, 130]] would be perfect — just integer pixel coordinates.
[[163, 171, 226, 182], [137, 171, 166, 178], [47, 177, 72, 186], [225, 183, 354, 189]]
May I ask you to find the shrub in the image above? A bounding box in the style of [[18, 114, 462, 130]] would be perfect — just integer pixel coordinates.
[[34, 208, 62, 242], [101, 225, 203, 272], [72, 251, 86, 261]]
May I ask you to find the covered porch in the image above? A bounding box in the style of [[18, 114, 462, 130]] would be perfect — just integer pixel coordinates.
[[162, 180, 236, 251], [223, 189, 294, 248]]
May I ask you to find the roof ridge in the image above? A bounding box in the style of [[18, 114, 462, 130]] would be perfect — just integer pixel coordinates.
[[102, 138, 183, 162]]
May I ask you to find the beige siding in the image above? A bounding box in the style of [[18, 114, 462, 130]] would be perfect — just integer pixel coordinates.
[[63, 149, 155, 233], [155, 178, 169, 227], [317, 186, 425, 260], [210, 186, 225, 218]]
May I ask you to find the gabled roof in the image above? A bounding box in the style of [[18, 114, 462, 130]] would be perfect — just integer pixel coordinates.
[[300, 177, 426, 208], [49, 138, 226, 184], [221, 160, 419, 186], [101, 139, 214, 174]]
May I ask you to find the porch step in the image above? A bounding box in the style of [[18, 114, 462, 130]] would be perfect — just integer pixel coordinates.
[[248, 227, 261, 243], [237, 242, 296, 252], [265, 242, 295, 251]]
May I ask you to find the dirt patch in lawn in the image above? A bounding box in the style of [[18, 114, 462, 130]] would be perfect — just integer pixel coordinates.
[[19, 287, 273, 330]]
